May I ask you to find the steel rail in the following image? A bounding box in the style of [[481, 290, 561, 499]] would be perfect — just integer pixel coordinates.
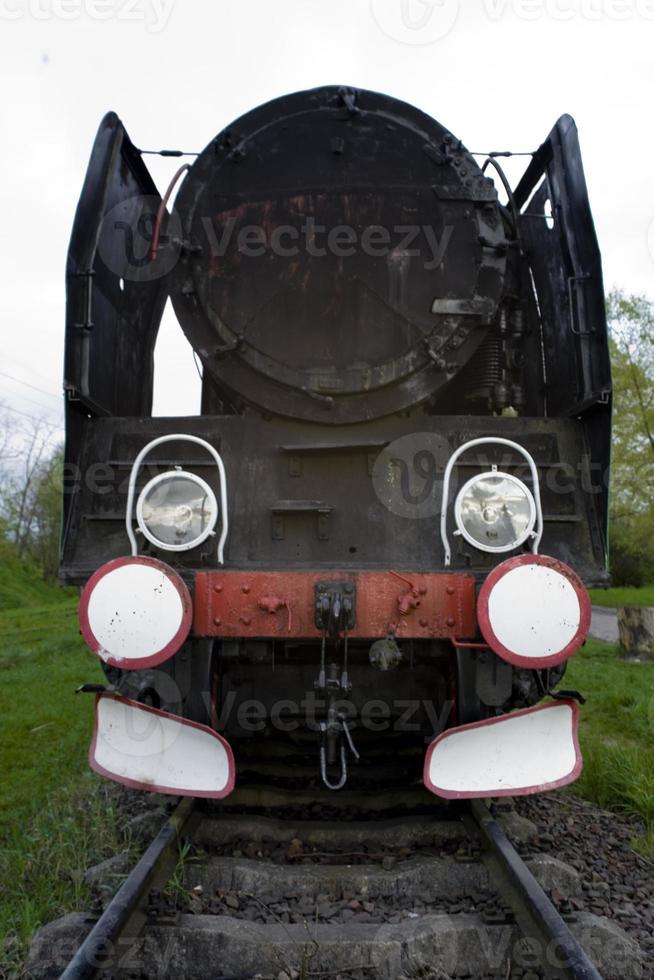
[[468, 800, 603, 980], [59, 797, 197, 980]]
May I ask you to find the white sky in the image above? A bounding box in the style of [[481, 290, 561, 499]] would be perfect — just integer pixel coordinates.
[[1, 0, 653, 434]]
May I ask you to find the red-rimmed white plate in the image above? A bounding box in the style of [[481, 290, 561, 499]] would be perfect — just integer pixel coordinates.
[[90, 693, 235, 798], [477, 554, 591, 669], [79, 556, 192, 670], [424, 700, 582, 799]]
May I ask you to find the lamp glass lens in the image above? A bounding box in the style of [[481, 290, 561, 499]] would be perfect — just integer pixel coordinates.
[[140, 475, 214, 547], [458, 475, 534, 551]]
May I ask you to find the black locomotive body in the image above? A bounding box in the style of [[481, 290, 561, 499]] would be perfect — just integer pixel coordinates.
[[63, 87, 610, 799]]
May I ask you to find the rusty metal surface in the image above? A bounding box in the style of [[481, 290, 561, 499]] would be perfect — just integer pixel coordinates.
[[193, 569, 476, 639]]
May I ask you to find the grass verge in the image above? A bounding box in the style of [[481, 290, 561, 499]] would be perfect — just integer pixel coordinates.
[[0, 543, 76, 611], [0, 597, 121, 978], [589, 584, 654, 607], [564, 638, 654, 856], [0, 601, 103, 827], [0, 779, 128, 978]]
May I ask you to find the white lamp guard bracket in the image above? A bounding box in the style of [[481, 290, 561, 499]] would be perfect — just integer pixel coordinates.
[[126, 434, 229, 565], [440, 437, 543, 566]]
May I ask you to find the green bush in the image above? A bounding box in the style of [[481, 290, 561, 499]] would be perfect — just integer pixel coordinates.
[[609, 538, 654, 587], [608, 523, 654, 587]]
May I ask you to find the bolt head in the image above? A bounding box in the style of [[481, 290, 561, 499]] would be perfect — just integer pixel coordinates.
[[213, 616, 221, 626]]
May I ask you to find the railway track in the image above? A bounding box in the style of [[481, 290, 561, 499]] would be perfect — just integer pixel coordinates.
[[27, 791, 644, 980]]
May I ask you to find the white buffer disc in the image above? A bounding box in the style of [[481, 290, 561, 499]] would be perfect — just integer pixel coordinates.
[[424, 701, 582, 798], [477, 554, 591, 668], [79, 557, 192, 670], [90, 694, 235, 798]]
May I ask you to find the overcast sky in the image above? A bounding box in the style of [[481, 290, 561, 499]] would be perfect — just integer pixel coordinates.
[[1, 0, 652, 434]]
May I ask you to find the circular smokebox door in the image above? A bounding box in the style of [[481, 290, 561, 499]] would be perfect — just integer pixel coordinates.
[[169, 86, 506, 423]]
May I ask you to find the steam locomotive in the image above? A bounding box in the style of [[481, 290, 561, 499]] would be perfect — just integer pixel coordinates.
[[64, 86, 611, 800]]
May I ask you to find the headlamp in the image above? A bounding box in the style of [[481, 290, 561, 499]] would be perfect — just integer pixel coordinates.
[[136, 471, 218, 552], [454, 470, 536, 554]]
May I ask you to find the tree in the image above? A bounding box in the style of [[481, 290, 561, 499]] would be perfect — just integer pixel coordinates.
[[0, 411, 63, 581], [27, 449, 64, 580], [606, 290, 654, 585]]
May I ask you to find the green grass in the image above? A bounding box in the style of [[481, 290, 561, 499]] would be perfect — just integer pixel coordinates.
[[0, 596, 121, 977], [565, 638, 654, 856], [589, 584, 654, 607], [0, 780, 128, 976], [0, 542, 76, 611], [0, 601, 104, 829]]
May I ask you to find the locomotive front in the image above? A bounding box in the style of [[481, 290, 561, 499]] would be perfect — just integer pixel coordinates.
[[63, 86, 611, 800]]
